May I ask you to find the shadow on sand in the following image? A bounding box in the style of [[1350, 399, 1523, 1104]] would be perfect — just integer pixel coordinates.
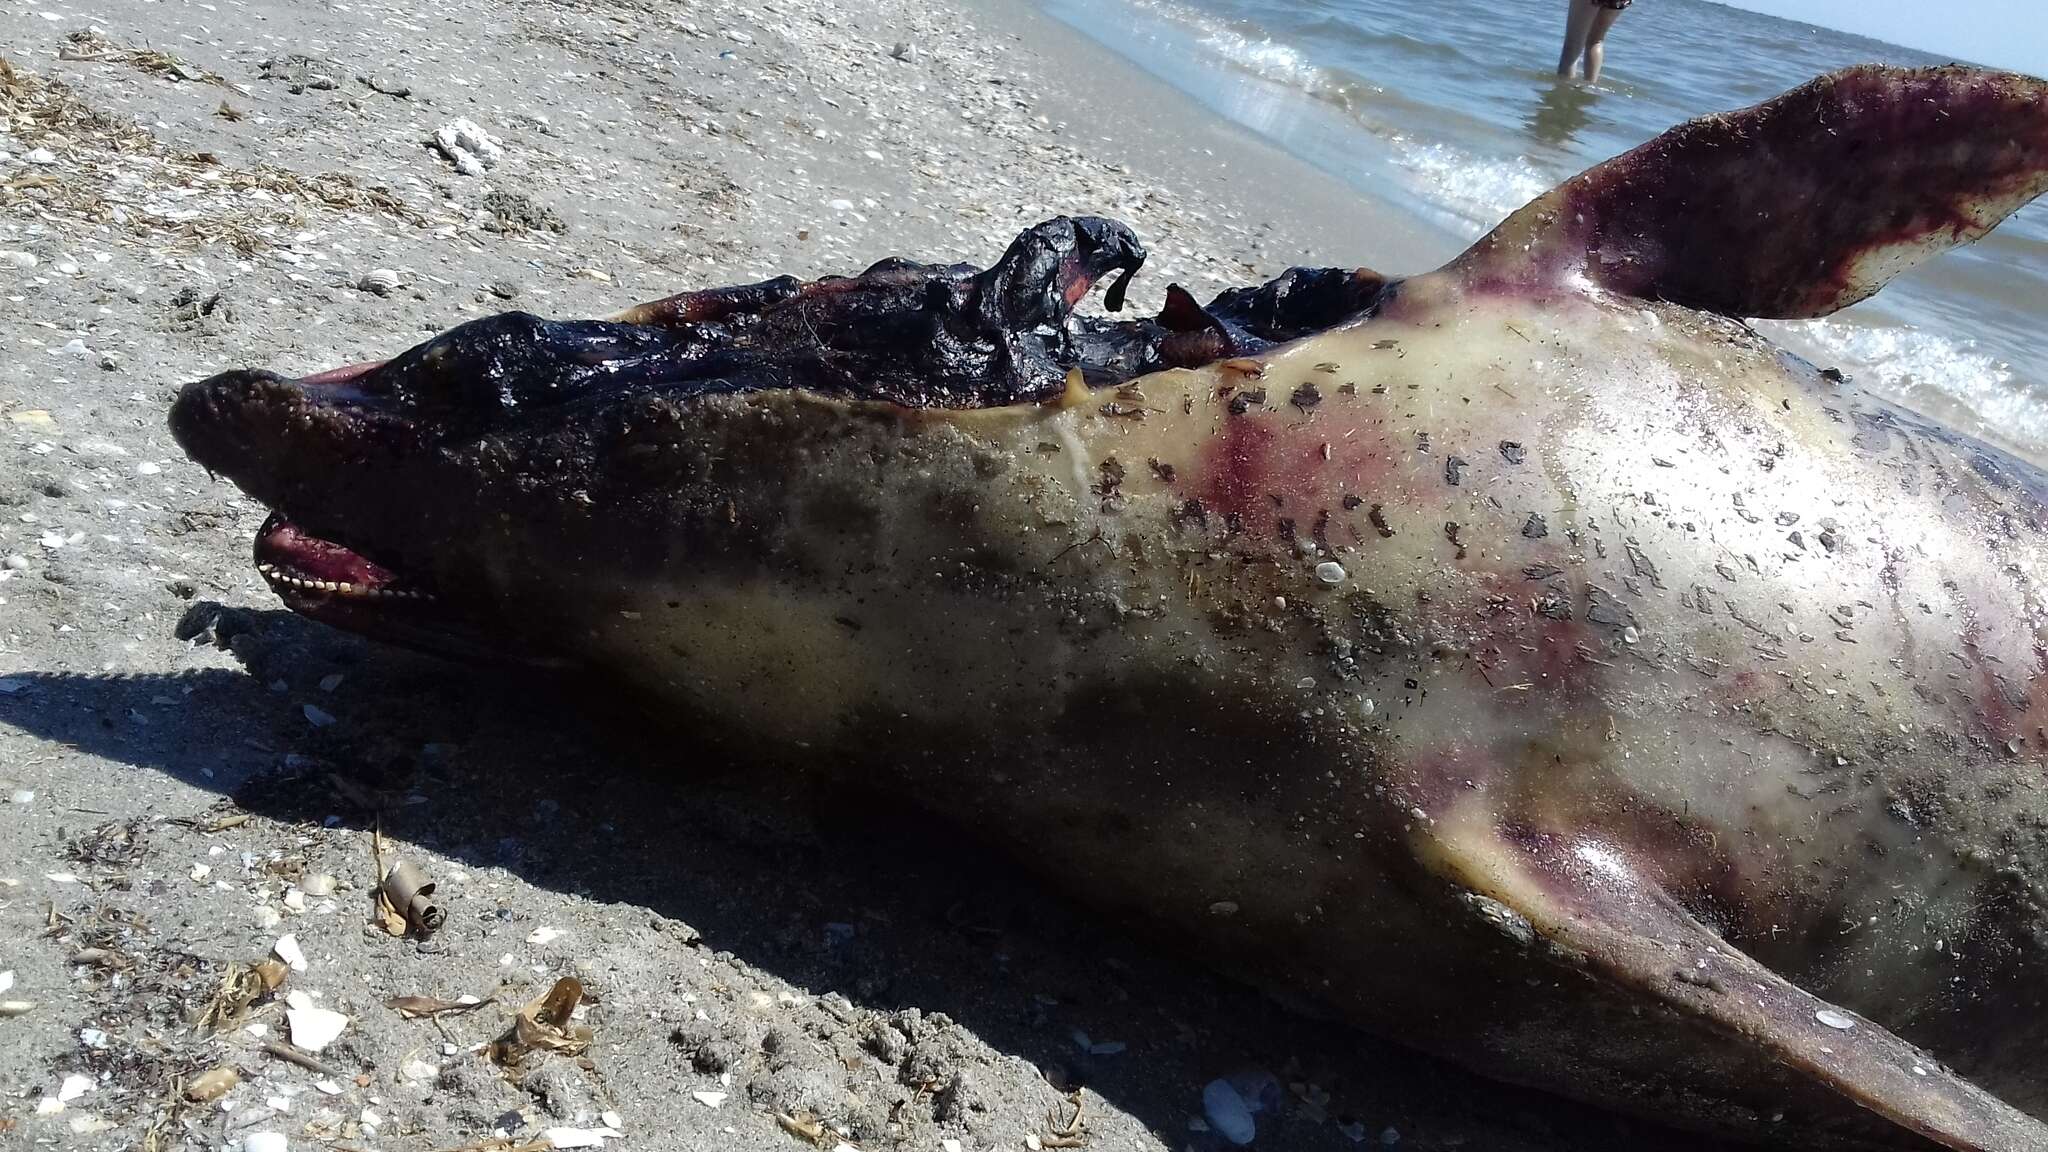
[[0, 602, 1727, 1151]]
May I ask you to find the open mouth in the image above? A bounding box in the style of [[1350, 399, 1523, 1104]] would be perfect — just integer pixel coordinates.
[[254, 512, 433, 603]]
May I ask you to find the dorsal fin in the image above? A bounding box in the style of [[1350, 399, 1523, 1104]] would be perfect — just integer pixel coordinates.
[[1453, 65, 2048, 318]]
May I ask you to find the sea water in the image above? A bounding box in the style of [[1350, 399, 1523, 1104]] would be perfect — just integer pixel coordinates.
[[1043, 0, 2048, 459]]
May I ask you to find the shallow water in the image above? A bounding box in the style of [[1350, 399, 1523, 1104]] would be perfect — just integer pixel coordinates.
[[1043, 0, 2048, 460]]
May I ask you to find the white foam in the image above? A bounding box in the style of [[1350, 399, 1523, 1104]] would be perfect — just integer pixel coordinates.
[[1124, 0, 1339, 99], [1764, 318, 2048, 456], [1197, 27, 1327, 93], [1384, 138, 1552, 237]]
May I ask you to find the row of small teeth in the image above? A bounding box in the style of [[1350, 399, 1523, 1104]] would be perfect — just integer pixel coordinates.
[[258, 562, 435, 601]]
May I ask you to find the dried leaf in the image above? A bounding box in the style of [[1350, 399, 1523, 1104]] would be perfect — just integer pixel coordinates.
[[489, 977, 592, 1066], [385, 993, 490, 1019], [183, 1066, 239, 1103]]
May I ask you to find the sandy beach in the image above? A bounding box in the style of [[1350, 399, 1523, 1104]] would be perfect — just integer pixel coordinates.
[[0, 1, 1712, 1150]]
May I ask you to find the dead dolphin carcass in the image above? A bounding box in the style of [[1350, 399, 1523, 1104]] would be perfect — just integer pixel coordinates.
[[171, 66, 2048, 1151]]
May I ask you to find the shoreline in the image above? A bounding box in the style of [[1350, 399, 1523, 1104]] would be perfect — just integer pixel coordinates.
[[956, 0, 1462, 283]]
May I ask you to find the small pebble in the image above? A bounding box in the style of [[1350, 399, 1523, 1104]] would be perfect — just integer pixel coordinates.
[[1315, 560, 1346, 585], [1202, 1079, 1257, 1146]]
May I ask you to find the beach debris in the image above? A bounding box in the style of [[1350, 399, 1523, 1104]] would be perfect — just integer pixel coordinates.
[[260, 1039, 345, 1078], [431, 119, 502, 176], [356, 269, 403, 297], [259, 54, 342, 93], [384, 992, 489, 1019], [776, 1110, 826, 1142], [1039, 1090, 1088, 1148], [301, 872, 337, 898], [480, 190, 564, 235], [360, 72, 411, 98], [526, 926, 563, 946], [243, 1132, 288, 1152], [489, 977, 592, 1066], [183, 1066, 239, 1103], [284, 990, 349, 1052], [889, 41, 920, 63], [199, 957, 288, 1032], [690, 1090, 728, 1108], [57, 1073, 92, 1102], [273, 933, 308, 973], [379, 858, 445, 935], [58, 30, 228, 86]]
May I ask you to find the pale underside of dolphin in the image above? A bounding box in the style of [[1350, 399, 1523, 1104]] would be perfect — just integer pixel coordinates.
[[170, 66, 2048, 1151]]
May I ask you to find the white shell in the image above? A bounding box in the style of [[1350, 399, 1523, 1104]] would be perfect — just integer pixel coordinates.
[[357, 269, 402, 296]]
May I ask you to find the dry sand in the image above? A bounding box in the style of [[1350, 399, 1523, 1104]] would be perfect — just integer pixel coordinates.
[[0, 1, 1716, 1150]]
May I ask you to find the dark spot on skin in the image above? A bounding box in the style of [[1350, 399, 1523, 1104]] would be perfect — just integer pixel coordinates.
[[1338, 382, 1357, 396], [1415, 432, 1431, 454], [1342, 494, 1363, 510], [1624, 543, 1664, 588], [1149, 458, 1176, 484], [1444, 456, 1468, 486], [1445, 521, 1466, 559], [1775, 511, 1800, 526], [1227, 388, 1267, 416], [1290, 383, 1322, 412], [1584, 585, 1636, 628], [1174, 498, 1207, 527], [1818, 528, 1839, 552], [1499, 440, 1526, 465], [1369, 504, 1394, 538], [1522, 513, 1549, 539], [1313, 509, 1332, 549], [1095, 457, 1126, 512], [1277, 517, 1297, 542], [1787, 530, 1805, 550], [1820, 366, 1848, 383], [1524, 564, 1562, 580], [1534, 594, 1573, 620], [834, 616, 863, 631]]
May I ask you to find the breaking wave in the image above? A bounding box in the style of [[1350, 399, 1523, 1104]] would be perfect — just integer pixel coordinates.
[[1765, 318, 2048, 458]]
